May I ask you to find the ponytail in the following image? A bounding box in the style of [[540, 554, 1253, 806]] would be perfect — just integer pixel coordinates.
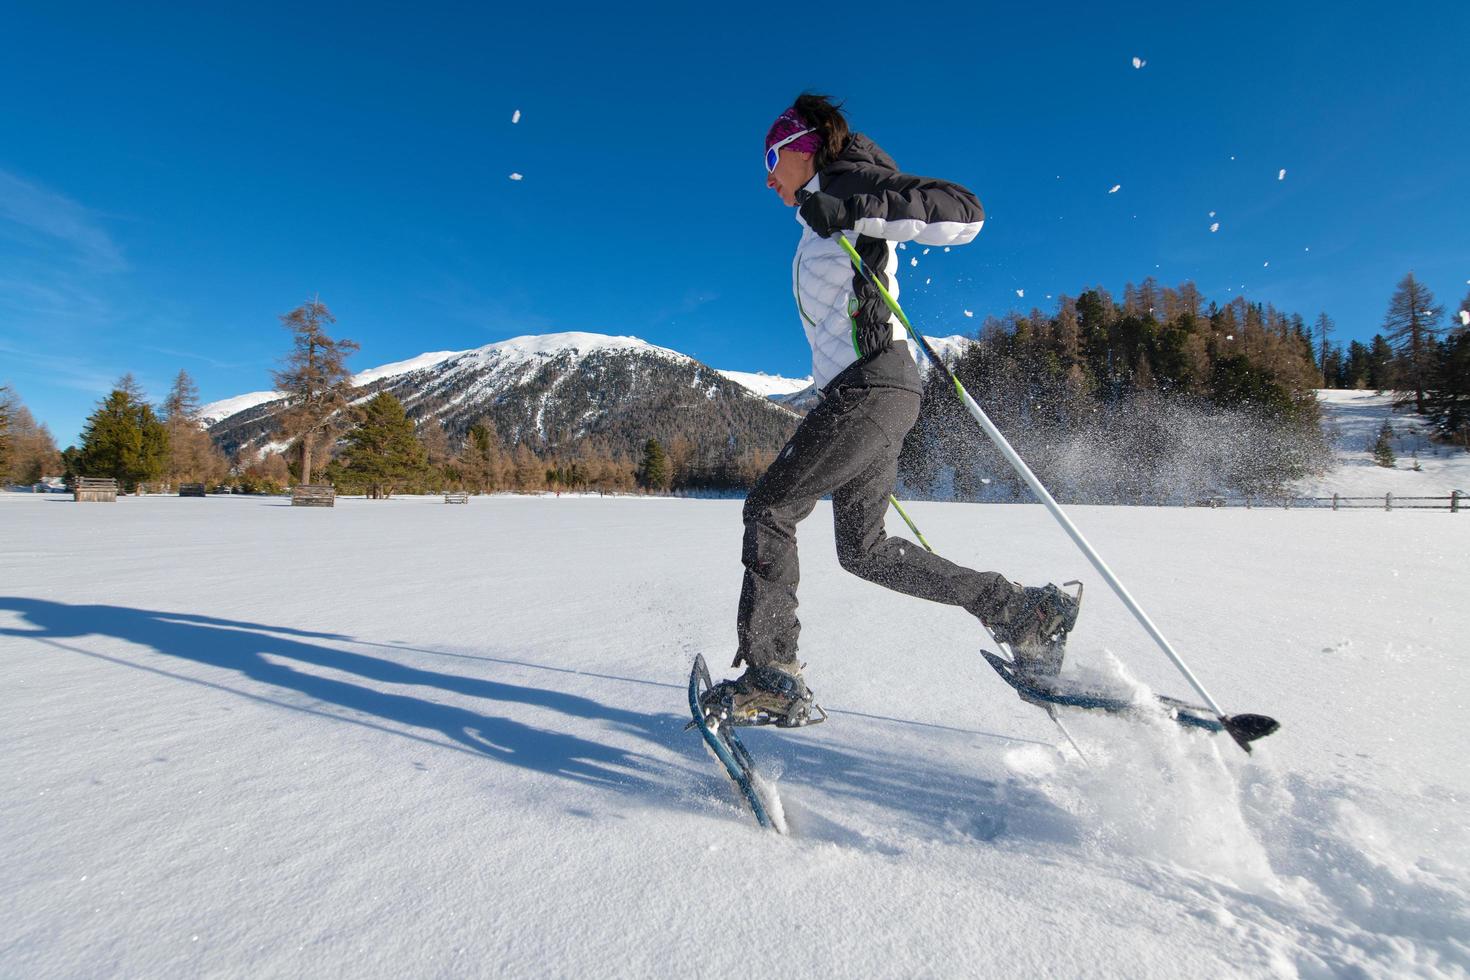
[[792, 93, 850, 171]]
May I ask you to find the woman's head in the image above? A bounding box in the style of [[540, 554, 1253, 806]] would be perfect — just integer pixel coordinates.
[[764, 93, 850, 206]]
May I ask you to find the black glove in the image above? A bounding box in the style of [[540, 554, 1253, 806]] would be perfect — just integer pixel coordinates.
[[796, 189, 854, 239]]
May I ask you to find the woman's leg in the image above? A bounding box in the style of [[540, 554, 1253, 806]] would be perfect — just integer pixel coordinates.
[[830, 387, 1017, 621], [736, 386, 900, 668]]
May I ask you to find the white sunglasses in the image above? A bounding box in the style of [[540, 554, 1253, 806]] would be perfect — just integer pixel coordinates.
[[765, 128, 814, 173]]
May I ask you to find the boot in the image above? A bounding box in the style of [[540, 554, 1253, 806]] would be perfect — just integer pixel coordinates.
[[987, 582, 1081, 683], [700, 660, 815, 728]]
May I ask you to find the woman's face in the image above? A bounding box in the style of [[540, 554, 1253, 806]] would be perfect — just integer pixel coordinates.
[[766, 148, 815, 207]]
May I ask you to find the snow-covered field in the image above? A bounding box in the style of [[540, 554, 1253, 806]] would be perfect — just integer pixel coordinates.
[[3, 493, 1467, 977], [1295, 390, 1470, 498]]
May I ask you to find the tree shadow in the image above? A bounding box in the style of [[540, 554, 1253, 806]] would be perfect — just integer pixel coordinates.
[[0, 596, 1080, 847], [0, 596, 678, 796]]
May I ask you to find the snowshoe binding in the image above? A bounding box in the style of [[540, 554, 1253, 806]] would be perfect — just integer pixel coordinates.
[[989, 580, 1083, 696], [696, 660, 826, 730]]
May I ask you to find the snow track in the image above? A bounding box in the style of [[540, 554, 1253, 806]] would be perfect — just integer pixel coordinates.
[[2, 494, 1466, 977]]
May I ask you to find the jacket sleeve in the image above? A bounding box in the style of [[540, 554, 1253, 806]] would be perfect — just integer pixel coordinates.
[[844, 172, 985, 246]]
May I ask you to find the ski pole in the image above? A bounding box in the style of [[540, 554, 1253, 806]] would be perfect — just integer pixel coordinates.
[[887, 490, 1092, 766], [837, 235, 1230, 723], [887, 494, 934, 552]]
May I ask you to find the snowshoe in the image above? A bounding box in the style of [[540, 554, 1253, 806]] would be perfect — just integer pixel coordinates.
[[695, 661, 826, 729]]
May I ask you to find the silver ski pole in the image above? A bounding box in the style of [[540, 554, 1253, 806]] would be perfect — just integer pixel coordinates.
[[837, 235, 1228, 721]]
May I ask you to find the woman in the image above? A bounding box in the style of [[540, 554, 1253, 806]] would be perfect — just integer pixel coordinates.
[[701, 94, 1080, 727]]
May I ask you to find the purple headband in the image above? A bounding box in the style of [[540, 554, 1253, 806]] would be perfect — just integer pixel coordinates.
[[765, 108, 822, 156]]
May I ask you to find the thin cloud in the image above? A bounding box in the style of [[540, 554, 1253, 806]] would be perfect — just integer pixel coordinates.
[[0, 341, 120, 394], [0, 169, 127, 273]]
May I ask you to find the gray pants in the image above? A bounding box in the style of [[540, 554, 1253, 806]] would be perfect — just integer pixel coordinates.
[[736, 382, 1014, 668]]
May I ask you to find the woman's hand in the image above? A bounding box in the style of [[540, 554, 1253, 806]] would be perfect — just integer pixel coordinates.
[[796, 189, 853, 239]]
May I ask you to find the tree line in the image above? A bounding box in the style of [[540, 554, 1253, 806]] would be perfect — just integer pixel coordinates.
[[899, 279, 1333, 502], [29, 272, 1466, 498], [1316, 273, 1470, 447]]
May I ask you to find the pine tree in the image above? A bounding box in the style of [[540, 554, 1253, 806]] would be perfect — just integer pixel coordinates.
[[1372, 420, 1396, 468], [1367, 335, 1394, 391], [161, 369, 228, 487], [1315, 313, 1334, 388], [1382, 272, 1443, 413], [460, 420, 506, 493], [0, 385, 13, 479], [338, 393, 428, 499], [1342, 340, 1371, 389], [77, 379, 170, 490], [271, 299, 359, 486], [639, 437, 670, 492], [162, 369, 200, 422]]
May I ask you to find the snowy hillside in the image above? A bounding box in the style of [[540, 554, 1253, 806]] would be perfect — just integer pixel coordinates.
[[3, 493, 1466, 976], [714, 368, 811, 399], [204, 332, 799, 461], [1295, 389, 1470, 497]]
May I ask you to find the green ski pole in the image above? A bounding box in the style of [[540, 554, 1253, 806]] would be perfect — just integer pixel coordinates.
[[836, 234, 1250, 748]]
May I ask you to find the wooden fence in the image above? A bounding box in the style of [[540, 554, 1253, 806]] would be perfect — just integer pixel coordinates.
[[1197, 491, 1462, 512]]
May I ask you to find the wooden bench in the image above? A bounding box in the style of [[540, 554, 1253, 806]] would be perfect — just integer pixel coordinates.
[[291, 484, 336, 507], [179, 483, 207, 497], [74, 477, 118, 503], [444, 492, 470, 504]]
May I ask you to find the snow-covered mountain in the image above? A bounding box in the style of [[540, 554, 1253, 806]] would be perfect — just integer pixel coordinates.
[[204, 332, 802, 461]]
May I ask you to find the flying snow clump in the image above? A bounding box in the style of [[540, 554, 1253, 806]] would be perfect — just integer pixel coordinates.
[[512, 109, 521, 124], [1108, 184, 1122, 194], [1132, 56, 1146, 69], [1016, 289, 1025, 298], [910, 257, 918, 268], [963, 310, 974, 318], [1209, 211, 1216, 218], [1278, 169, 1286, 180], [509, 173, 523, 181], [1461, 310, 1470, 327], [1210, 222, 1220, 233]]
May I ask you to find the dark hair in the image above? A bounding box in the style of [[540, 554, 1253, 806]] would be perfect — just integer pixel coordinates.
[[794, 92, 850, 171]]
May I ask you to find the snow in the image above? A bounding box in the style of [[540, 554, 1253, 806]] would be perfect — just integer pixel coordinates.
[[1015, 289, 1025, 298], [963, 309, 974, 317], [351, 350, 465, 386], [1109, 184, 1122, 194], [509, 173, 523, 181], [911, 334, 973, 367], [1132, 56, 1146, 69], [1460, 310, 1469, 327], [198, 390, 281, 424], [2, 491, 1467, 977], [203, 333, 699, 429], [1294, 388, 1470, 497], [910, 256, 918, 267], [1210, 222, 1220, 233], [715, 369, 811, 399], [1278, 169, 1287, 180], [511, 109, 521, 124]]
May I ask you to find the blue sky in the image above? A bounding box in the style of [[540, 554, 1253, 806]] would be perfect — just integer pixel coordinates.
[[3, 1, 1468, 445]]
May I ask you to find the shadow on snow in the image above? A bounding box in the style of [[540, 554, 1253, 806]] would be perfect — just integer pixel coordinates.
[[1, 596, 1075, 848]]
